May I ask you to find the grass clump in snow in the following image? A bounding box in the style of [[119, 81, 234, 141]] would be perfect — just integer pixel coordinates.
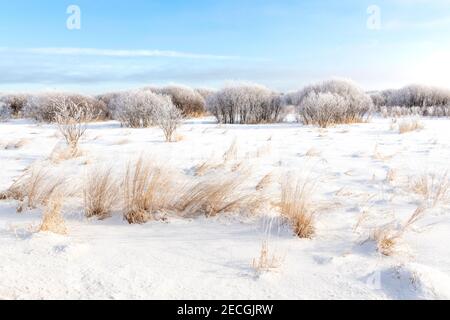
[[372, 206, 425, 256], [398, 118, 424, 134], [39, 193, 67, 235], [279, 176, 316, 239], [408, 172, 449, 207], [1, 164, 65, 212], [84, 167, 119, 219], [123, 157, 172, 224]]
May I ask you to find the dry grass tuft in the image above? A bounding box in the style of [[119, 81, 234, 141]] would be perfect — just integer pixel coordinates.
[[385, 168, 397, 184], [175, 170, 262, 218], [123, 157, 172, 224], [305, 147, 321, 157], [223, 138, 238, 162], [373, 144, 394, 161], [398, 119, 424, 134], [409, 172, 449, 207], [280, 176, 316, 238], [2, 165, 65, 212], [4, 138, 29, 150], [84, 167, 119, 219], [39, 193, 67, 235], [373, 206, 425, 256], [252, 240, 282, 273], [256, 173, 274, 191]]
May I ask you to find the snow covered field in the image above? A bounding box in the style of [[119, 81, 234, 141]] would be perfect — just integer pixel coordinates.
[[0, 116, 449, 300]]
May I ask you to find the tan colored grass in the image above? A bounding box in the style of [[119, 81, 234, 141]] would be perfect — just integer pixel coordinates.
[[175, 169, 262, 218], [305, 147, 321, 157], [373, 206, 425, 256], [84, 167, 119, 219], [252, 240, 282, 273], [49, 143, 83, 163], [409, 172, 449, 207], [123, 157, 173, 224], [223, 138, 238, 162], [280, 176, 316, 239], [2, 165, 65, 212], [256, 173, 274, 191], [4, 138, 29, 150], [385, 168, 397, 184], [39, 193, 67, 235], [373, 144, 394, 161], [398, 119, 424, 134]]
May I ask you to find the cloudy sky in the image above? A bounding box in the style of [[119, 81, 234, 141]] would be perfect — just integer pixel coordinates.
[[0, 0, 449, 93]]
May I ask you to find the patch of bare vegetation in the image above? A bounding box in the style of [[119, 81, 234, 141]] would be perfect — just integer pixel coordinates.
[[398, 118, 424, 134], [123, 158, 173, 224], [372, 206, 425, 256], [1, 165, 66, 212], [408, 172, 449, 207], [279, 176, 316, 238], [39, 193, 67, 235], [252, 240, 282, 273], [84, 167, 119, 219]]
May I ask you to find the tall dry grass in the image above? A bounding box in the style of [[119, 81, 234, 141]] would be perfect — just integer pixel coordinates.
[[174, 169, 263, 217], [1, 165, 65, 212], [373, 206, 425, 256], [279, 176, 316, 238], [398, 119, 424, 134], [409, 172, 449, 207], [123, 158, 173, 224], [84, 167, 119, 219], [39, 193, 67, 235]]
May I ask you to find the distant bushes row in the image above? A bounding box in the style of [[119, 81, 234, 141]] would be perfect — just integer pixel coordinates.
[[1, 82, 448, 127], [206, 84, 285, 124], [370, 85, 450, 117]]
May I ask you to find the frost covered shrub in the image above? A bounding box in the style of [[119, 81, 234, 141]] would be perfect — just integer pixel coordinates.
[[0, 102, 12, 122], [195, 88, 215, 100], [0, 94, 29, 116], [24, 93, 107, 122], [110, 90, 175, 128], [385, 85, 450, 108], [292, 79, 373, 128], [206, 84, 285, 124], [379, 105, 450, 118], [149, 85, 206, 117], [154, 102, 183, 142]]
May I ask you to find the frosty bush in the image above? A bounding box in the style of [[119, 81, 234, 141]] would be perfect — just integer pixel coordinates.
[[385, 85, 450, 108], [0, 102, 12, 122], [154, 102, 183, 142], [149, 85, 206, 117], [292, 79, 373, 127], [110, 90, 175, 128], [195, 88, 215, 100], [24, 93, 107, 122], [206, 84, 285, 124], [0, 94, 29, 116]]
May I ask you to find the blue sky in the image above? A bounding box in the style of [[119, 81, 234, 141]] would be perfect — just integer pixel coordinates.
[[0, 0, 449, 93]]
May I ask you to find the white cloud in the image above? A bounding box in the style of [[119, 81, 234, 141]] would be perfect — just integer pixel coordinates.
[[0, 47, 239, 60], [384, 16, 450, 30]]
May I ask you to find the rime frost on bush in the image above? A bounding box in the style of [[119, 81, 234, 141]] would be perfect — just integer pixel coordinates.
[[206, 84, 285, 124], [385, 85, 450, 108], [0, 102, 12, 122], [148, 85, 206, 117], [292, 79, 373, 127], [109, 90, 175, 128], [0, 94, 29, 116], [195, 88, 215, 100], [24, 93, 107, 122], [154, 102, 183, 142]]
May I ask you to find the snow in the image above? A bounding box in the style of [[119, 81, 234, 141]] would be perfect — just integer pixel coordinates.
[[0, 116, 449, 300]]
